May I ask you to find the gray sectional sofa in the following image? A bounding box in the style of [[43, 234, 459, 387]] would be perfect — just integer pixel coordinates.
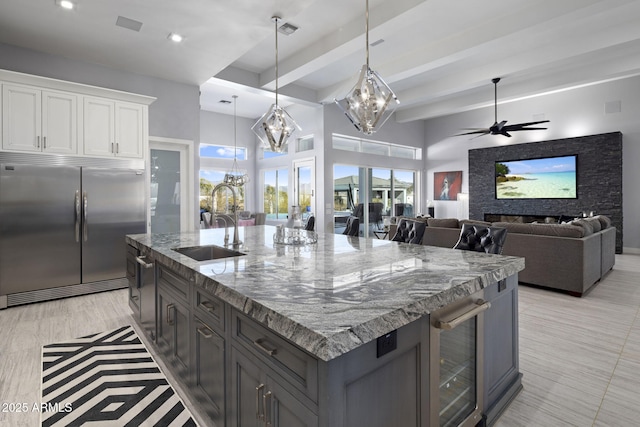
[[389, 216, 616, 297]]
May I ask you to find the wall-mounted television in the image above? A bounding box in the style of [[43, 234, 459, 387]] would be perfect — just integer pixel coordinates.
[[495, 155, 577, 199]]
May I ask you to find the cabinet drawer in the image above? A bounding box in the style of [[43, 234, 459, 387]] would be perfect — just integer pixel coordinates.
[[232, 310, 318, 402], [157, 264, 191, 302], [194, 289, 225, 332]]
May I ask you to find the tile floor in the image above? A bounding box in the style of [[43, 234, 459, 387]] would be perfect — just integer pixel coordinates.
[[0, 253, 638, 426]]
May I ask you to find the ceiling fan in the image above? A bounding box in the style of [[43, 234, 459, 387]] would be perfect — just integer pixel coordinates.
[[457, 77, 550, 138]]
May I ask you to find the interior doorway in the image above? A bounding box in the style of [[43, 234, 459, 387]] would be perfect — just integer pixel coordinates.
[[149, 137, 194, 233]]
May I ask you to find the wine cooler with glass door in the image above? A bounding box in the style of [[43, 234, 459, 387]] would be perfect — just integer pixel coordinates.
[[429, 290, 490, 427]]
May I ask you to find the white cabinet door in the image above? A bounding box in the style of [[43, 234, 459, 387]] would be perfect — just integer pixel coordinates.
[[42, 90, 77, 154], [2, 84, 41, 152], [115, 102, 143, 158], [82, 97, 115, 157]]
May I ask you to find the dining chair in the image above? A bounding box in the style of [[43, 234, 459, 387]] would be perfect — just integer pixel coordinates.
[[391, 218, 426, 244], [453, 224, 508, 254], [342, 216, 360, 236]]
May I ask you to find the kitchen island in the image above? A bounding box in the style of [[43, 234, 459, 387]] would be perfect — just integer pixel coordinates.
[[126, 225, 525, 427]]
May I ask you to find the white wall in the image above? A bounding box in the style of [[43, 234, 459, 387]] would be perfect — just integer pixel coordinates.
[[423, 75, 640, 252]]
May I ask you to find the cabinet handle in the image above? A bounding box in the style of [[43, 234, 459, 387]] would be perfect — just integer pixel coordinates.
[[263, 391, 272, 427], [197, 325, 214, 339], [111, 142, 114, 153], [253, 338, 278, 357], [135, 255, 154, 269], [435, 300, 491, 330], [201, 300, 215, 313], [36, 135, 40, 148], [83, 191, 88, 242], [116, 142, 119, 154], [43, 136, 47, 149], [256, 384, 265, 421], [167, 303, 175, 325], [74, 190, 80, 242]]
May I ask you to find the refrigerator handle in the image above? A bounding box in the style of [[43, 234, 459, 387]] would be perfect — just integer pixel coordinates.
[[74, 190, 81, 242], [83, 191, 88, 242]]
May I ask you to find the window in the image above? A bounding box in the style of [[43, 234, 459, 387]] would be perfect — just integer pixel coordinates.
[[263, 168, 289, 220], [332, 134, 422, 160], [199, 169, 245, 213], [297, 135, 314, 152], [262, 145, 288, 159], [200, 144, 247, 160]]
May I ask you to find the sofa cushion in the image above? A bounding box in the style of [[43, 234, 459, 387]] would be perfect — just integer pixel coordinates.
[[492, 222, 585, 238], [584, 217, 601, 232], [460, 219, 492, 227], [571, 219, 594, 236], [427, 218, 459, 228], [595, 215, 612, 229]]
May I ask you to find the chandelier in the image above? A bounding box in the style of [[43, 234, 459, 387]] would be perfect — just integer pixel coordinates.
[[223, 95, 249, 187], [252, 16, 301, 152], [335, 0, 399, 135]]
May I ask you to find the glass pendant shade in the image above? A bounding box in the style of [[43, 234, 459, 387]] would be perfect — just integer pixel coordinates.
[[252, 103, 301, 152], [224, 95, 249, 187], [252, 15, 300, 153], [335, 0, 399, 135], [336, 64, 399, 135]]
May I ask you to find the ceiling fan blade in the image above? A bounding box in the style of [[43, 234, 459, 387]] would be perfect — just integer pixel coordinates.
[[507, 120, 550, 128], [502, 131, 512, 137], [455, 129, 490, 136], [506, 127, 549, 131]]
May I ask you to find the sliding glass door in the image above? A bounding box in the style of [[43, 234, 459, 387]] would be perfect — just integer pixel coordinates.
[[334, 165, 418, 236]]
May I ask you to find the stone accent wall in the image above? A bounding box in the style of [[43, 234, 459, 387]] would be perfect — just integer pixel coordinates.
[[468, 132, 623, 253]]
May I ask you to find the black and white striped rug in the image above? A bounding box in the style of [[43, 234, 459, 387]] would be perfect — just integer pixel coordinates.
[[41, 325, 197, 426]]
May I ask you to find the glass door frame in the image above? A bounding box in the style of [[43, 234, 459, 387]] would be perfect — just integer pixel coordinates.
[[293, 158, 316, 221], [149, 136, 195, 232]]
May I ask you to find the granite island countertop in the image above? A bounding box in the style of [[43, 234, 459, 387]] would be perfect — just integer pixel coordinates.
[[126, 225, 524, 361]]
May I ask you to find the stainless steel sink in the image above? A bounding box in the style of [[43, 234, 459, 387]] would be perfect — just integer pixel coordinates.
[[172, 245, 245, 261]]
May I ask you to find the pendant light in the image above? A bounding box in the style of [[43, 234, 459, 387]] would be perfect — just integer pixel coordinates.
[[224, 95, 249, 187], [335, 0, 399, 135], [252, 16, 301, 153]]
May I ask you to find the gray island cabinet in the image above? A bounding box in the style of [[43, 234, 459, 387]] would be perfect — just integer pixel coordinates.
[[126, 225, 525, 427]]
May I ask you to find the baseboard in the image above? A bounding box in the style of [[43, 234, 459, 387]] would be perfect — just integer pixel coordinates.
[[622, 247, 640, 255]]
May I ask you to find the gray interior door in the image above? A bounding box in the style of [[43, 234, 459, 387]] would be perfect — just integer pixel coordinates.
[[81, 167, 145, 283], [0, 164, 81, 294]]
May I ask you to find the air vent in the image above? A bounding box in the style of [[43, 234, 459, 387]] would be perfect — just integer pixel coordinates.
[[278, 22, 299, 35], [116, 16, 143, 32]]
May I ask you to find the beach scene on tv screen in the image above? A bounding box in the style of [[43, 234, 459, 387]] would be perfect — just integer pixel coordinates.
[[496, 155, 577, 199]]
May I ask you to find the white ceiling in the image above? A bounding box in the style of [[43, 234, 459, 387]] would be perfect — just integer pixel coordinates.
[[2, 0, 640, 123]]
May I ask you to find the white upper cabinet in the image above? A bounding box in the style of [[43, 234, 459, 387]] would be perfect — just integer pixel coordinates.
[[2, 84, 77, 154], [82, 97, 115, 157], [42, 90, 78, 154], [0, 69, 154, 160], [116, 101, 144, 158], [81, 97, 144, 159]]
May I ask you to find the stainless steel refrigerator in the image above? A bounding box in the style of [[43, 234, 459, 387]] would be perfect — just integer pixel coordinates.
[[0, 155, 146, 308]]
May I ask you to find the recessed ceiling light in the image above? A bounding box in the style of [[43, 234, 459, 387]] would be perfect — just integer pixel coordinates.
[[58, 0, 74, 10], [168, 33, 183, 43]]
